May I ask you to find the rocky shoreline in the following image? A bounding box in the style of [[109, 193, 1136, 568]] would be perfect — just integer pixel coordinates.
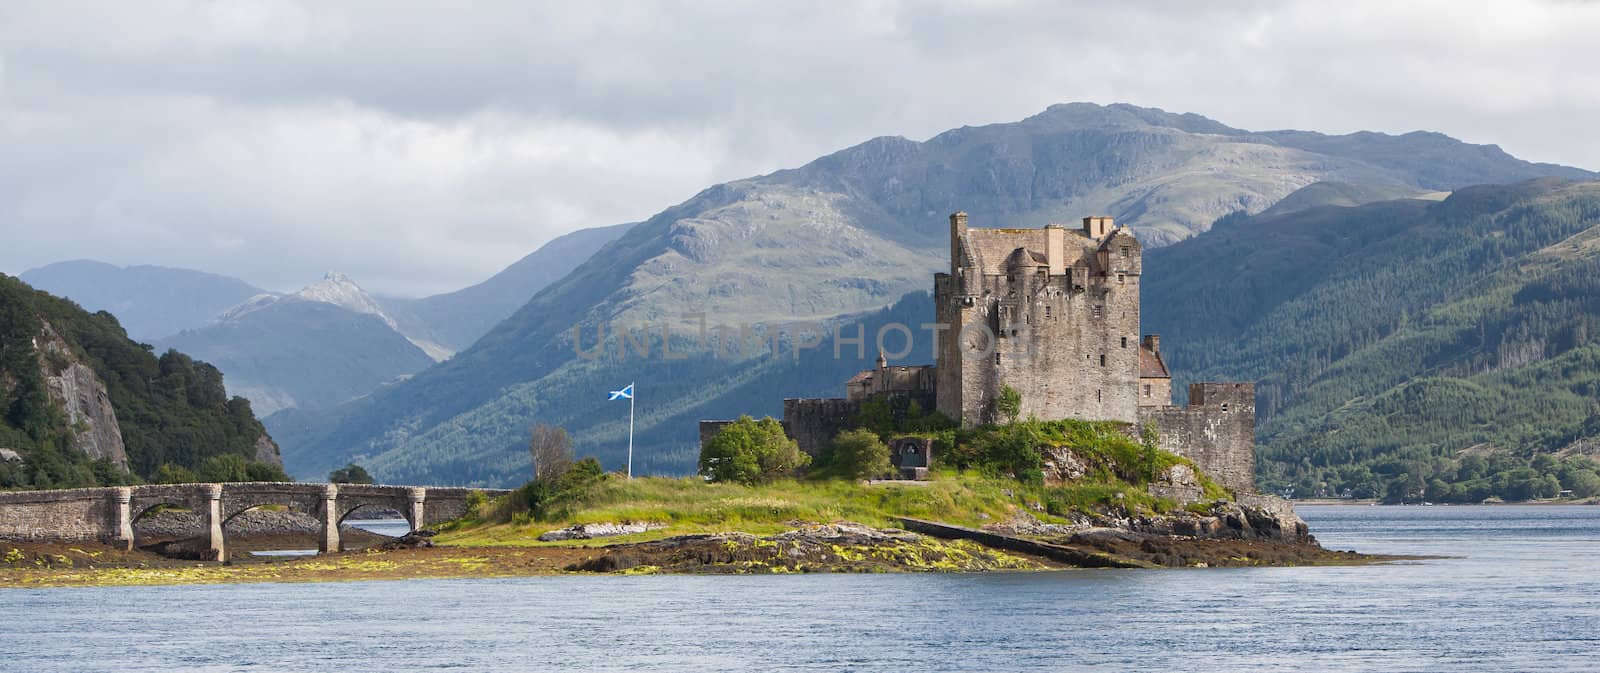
[[0, 492, 1401, 587]]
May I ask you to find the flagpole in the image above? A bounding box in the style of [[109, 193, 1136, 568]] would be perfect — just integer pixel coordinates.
[[626, 381, 635, 478]]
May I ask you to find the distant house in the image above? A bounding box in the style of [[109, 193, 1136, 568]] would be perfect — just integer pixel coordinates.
[[0, 448, 23, 464]]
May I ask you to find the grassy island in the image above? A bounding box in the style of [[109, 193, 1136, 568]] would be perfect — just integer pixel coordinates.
[[0, 419, 1390, 588]]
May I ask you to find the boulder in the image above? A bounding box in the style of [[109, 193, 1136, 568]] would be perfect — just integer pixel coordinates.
[[537, 522, 666, 542]]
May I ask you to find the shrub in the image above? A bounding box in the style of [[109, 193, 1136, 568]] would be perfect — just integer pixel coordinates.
[[509, 456, 608, 521], [153, 463, 198, 484], [830, 429, 892, 480], [699, 415, 810, 485], [198, 454, 251, 482], [329, 463, 373, 484], [245, 461, 290, 482], [995, 385, 1022, 423]]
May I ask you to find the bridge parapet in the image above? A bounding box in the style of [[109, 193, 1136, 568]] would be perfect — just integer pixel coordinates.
[[0, 482, 511, 561]]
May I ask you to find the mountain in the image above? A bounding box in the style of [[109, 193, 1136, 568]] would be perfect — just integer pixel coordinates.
[[382, 222, 637, 352], [0, 274, 281, 489], [1142, 178, 1600, 501], [272, 102, 1595, 485], [1258, 180, 1441, 218], [159, 273, 438, 416], [18, 261, 266, 342]]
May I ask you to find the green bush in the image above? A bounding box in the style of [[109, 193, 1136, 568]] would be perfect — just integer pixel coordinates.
[[329, 463, 374, 484], [828, 428, 892, 480], [699, 415, 810, 485], [995, 385, 1022, 423], [153, 463, 198, 484]]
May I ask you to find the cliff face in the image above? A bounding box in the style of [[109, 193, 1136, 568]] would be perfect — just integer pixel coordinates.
[[39, 323, 127, 470], [252, 434, 282, 468], [1, 273, 281, 489]]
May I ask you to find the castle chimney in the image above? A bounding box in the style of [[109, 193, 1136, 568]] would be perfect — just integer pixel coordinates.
[[1083, 216, 1114, 240], [1142, 334, 1160, 354], [876, 351, 887, 369], [1044, 224, 1066, 276], [950, 212, 968, 276]]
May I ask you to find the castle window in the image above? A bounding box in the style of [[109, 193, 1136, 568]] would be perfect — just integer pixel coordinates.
[[1121, 336, 1128, 348], [1093, 305, 1103, 318], [994, 352, 1002, 364], [1221, 403, 1231, 413], [1045, 306, 1052, 319], [1100, 354, 1106, 367], [1097, 389, 1102, 402], [1120, 246, 1130, 258], [1144, 384, 1152, 396], [1117, 273, 1125, 284]]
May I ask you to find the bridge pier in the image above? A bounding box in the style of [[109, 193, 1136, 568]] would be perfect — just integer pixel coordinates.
[[0, 482, 506, 559], [204, 484, 225, 562], [112, 487, 134, 550], [408, 487, 426, 533], [319, 484, 340, 554]]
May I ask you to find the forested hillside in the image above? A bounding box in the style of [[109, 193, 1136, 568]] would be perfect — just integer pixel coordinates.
[[1143, 179, 1600, 501], [274, 103, 1593, 485], [0, 275, 282, 489]]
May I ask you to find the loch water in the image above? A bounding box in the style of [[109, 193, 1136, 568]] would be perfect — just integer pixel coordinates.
[[3, 505, 1597, 672]]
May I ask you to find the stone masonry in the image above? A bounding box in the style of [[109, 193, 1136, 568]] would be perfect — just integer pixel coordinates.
[[700, 212, 1257, 493], [0, 482, 507, 560]]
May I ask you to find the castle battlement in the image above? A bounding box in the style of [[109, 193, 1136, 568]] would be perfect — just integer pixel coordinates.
[[701, 212, 1259, 493]]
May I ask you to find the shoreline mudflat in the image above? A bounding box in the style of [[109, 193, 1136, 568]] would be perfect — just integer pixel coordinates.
[[0, 522, 1404, 589]]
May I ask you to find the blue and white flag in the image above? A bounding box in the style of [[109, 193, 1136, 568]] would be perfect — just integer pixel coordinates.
[[608, 383, 634, 401]]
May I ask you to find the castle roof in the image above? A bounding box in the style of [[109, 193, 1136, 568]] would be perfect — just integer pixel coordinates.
[[961, 227, 1096, 275], [1139, 344, 1170, 379], [1005, 247, 1049, 268]]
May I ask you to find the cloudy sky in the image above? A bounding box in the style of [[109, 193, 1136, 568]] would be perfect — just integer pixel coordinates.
[[2, 1, 1596, 296]]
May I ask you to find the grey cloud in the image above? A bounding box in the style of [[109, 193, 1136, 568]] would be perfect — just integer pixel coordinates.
[[0, 0, 1596, 295]]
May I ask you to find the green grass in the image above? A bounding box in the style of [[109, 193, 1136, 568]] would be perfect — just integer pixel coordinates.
[[436, 471, 1206, 548], [435, 417, 1227, 548], [437, 473, 1036, 546]]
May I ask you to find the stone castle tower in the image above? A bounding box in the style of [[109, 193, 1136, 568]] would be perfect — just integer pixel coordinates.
[[935, 212, 1160, 426], [702, 211, 1257, 493]]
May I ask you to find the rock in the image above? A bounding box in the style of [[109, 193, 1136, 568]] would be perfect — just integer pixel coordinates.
[[1041, 447, 1089, 484], [565, 522, 1034, 574], [983, 510, 1084, 538], [1120, 496, 1313, 545], [252, 434, 283, 468], [1147, 463, 1205, 504], [39, 323, 127, 470], [0, 448, 22, 464], [537, 521, 666, 542], [382, 530, 435, 549]]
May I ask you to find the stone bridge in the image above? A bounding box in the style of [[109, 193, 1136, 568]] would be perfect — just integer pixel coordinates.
[[0, 482, 510, 561]]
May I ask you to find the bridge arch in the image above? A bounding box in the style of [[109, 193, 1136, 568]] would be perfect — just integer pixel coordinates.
[[0, 483, 507, 561]]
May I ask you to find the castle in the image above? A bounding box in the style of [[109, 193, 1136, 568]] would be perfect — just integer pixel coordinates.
[[701, 213, 1256, 493]]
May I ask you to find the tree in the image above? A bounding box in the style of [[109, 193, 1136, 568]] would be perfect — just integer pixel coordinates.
[[198, 453, 251, 482], [830, 428, 892, 480], [1564, 469, 1600, 498], [529, 423, 573, 484], [329, 463, 374, 484], [153, 463, 198, 484], [699, 415, 810, 484], [995, 385, 1022, 424]]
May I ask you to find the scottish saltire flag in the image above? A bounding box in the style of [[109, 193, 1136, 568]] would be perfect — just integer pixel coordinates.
[[608, 383, 634, 401]]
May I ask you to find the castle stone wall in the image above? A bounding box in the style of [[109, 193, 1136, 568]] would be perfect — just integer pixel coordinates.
[[1139, 383, 1256, 494], [936, 215, 1144, 426], [782, 398, 860, 458]]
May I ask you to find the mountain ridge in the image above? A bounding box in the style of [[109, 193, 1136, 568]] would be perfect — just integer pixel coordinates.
[[270, 103, 1595, 485]]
